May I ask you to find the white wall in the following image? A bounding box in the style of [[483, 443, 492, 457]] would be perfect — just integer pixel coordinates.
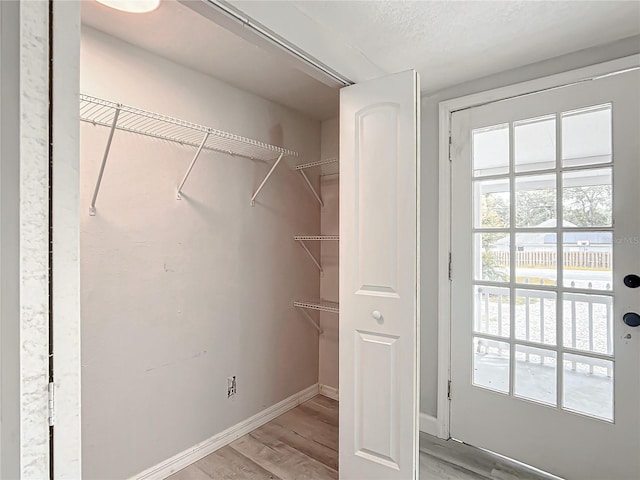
[[419, 35, 640, 418], [0, 1, 52, 477], [319, 118, 339, 391], [80, 27, 322, 479], [52, 3, 82, 479]]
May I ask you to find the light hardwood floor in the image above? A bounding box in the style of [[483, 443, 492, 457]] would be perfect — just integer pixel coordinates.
[[167, 395, 338, 480], [168, 395, 553, 480]]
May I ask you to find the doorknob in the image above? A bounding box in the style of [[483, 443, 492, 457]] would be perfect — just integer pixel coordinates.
[[623, 312, 640, 327], [372, 310, 383, 322], [624, 274, 640, 288]]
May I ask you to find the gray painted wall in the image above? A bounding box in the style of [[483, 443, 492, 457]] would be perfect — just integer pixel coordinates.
[[419, 35, 640, 417], [80, 27, 322, 479]]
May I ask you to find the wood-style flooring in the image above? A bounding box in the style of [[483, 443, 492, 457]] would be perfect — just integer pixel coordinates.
[[168, 395, 554, 480], [167, 395, 338, 480]]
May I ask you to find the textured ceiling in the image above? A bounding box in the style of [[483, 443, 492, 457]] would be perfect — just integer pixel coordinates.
[[236, 0, 640, 93], [82, 0, 640, 121], [81, 0, 339, 120]]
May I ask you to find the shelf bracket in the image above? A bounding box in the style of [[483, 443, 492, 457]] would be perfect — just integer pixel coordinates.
[[89, 107, 120, 216], [296, 306, 323, 334], [299, 170, 324, 207], [177, 131, 210, 200], [296, 239, 323, 275], [250, 152, 284, 206]]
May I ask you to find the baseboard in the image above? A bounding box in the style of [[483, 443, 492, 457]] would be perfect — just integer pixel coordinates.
[[419, 412, 438, 436], [318, 384, 339, 401], [130, 383, 320, 480]]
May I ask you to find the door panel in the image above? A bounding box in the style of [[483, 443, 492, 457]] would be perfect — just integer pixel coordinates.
[[450, 70, 640, 480], [340, 70, 420, 479]]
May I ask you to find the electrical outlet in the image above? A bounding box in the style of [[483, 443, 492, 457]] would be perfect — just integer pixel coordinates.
[[227, 376, 237, 398]]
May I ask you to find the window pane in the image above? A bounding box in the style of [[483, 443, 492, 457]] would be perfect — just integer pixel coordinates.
[[516, 174, 556, 228], [563, 232, 612, 290], [515, 345, 557, 406], [562, 105, 612, 168], [473, 337, 510, 393], [515, 289, 556, 345], [473, 124, 509, 177], [474, 233, 510, 282], [515, 232, 557, 286], [474, 178, 510, 228], [474, 285, 510, 338], [563, 294, 613, 355], [563, 168, 612, 228], [563, 353, 613, 421], [515, 115, 556, 172]]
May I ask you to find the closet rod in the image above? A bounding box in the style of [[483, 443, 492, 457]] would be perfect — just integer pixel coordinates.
[[89, 107, 120, 216]]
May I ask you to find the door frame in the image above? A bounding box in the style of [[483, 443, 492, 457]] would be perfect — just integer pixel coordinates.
[[436, 54, 640, 440]]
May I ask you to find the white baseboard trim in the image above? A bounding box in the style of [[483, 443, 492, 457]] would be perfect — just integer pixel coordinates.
[[419, 412, 438, 436], [130, 383, 320, 480], [318, 384, 339, 401]]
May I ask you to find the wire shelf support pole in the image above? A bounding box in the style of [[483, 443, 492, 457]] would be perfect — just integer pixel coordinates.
[[299, 170, 324, 207], [296, 238, 323, 275], [177, 131, 210, 199], [296, 306, 323, 334], [250, 152, 284, 206], [89, 106, 120, 216]]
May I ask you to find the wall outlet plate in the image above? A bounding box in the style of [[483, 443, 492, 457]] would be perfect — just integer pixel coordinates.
[[227, 376, 237, 398]]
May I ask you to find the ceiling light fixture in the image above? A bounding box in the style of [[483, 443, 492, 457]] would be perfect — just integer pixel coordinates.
[[95, 0, 161, 14]]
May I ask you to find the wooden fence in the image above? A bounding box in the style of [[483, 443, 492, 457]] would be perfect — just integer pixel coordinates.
[[491, 251, 611, 269]]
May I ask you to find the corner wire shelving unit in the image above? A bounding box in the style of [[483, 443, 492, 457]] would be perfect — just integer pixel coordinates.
[[293, 300, 340, 334], [294, 158, 338, 207], [79, 94, 298, 215], [293, 235, 339, 334]]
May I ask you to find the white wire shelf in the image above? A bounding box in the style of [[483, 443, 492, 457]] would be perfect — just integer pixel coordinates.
[[80, 94, 299, 213], [80, 94, 298, 161], [294, 235, 339, 241], [293, 158, 338, 207], [295, 236, 339, 273], [294, 158, 338, 170], [293, 300, 339, 314]]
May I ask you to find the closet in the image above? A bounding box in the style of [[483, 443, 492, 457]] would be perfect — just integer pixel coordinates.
[[79, 2, 340, 479]]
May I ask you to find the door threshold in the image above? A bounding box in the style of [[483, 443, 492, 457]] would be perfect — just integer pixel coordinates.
[[419, 433, 564, 480]]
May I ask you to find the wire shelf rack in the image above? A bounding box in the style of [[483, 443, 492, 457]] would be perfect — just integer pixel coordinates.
[[294, 235, 339, 241], [294, 158, 338, 170], [80, 94, 299, 213], [80, 94, 298, 161], [293, 157, 339, 207], [295, 236, 339, 273], [294, 300, 339, 314]]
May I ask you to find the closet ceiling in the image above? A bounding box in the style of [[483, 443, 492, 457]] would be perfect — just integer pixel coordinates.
[[231, 0, 640, 93], [81, 0, 339, 121]]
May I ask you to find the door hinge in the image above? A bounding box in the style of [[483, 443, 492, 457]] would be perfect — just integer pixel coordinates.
[[448, 135, 452, 162], [48, 382, 55, 427], [448, 252, 452, 281], [447, 380, 452, 400]]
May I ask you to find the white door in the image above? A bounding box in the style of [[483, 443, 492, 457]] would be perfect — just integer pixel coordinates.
[[450, 70, 640, 480], [339, 70, 420, 479]]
